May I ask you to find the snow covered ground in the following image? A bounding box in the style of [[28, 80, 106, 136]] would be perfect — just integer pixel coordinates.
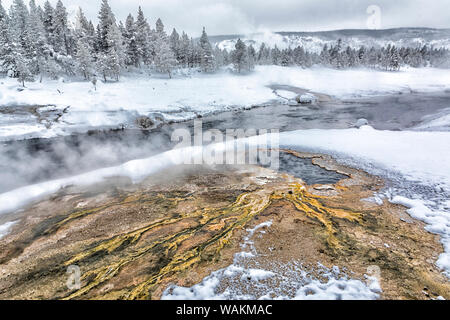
[[1, 66, 450, 140]]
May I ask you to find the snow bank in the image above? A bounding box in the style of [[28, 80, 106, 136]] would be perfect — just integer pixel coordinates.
[[259, 66, 450, 98], [0, 72, 273, 113], [0, 70, 277, 140], [2, 67, 449, 109]]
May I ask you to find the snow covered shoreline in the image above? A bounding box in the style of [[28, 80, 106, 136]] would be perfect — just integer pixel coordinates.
[[2, 66, 450, 140]]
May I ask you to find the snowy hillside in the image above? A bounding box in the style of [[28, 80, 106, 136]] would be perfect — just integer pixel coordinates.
[[213, 28, 450, 52]]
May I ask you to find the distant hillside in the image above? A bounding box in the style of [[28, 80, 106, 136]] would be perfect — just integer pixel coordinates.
[[210, 28, 450, 52]]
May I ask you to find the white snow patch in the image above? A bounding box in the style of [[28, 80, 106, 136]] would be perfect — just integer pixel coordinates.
[[0, 123, 50, 138], [293, 276, 380, 300], [362, 195, 384, 205], [297, 93, 317, 104], [0, 221, 17, 239], [243, 269, 275, 281]]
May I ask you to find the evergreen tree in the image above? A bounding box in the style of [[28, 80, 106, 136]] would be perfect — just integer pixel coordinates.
[[97, 0, 115, 52], [135, 7, 151, 65], [76, 38, 94, 79], [149, 17, 166, 63], [319, 44, 331, 66], [103, 23, 125, 80], [169, 28, 181, 63], [9, 0, 29, 50], [178, 32, 190, 67], [247, 45, 256, 70], [154, 34, 177, 78], [280, 49, 291, 66], [95, 24, 102, 53], [293, 46, 306, 66], [357, 46, 367, 65], [27, 0, 48, 78], [199, 27, 215, 72], [257, 43, 270, 65], [0, 0, 7, 22], [53, 0, 72, 55], [222, 48, 230, 65], [329, 39, 343, 68], [15, 48, 34, 86], [124, 14, 139, 67], [389, 46, 400, 71], [0, 2, 15, 75], [155, 18, 165, 36], [74, 7, 90, 39], [231, 38, 248, 73], [96, 52, 110, 81], [270, 46, 281, 65], [42, 1, 54, 46]]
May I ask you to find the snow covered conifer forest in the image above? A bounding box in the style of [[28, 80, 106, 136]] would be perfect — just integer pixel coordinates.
[[1, 0, 450, 86]]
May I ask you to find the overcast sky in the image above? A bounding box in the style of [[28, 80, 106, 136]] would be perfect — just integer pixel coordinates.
[[3, 0, 450, 36]]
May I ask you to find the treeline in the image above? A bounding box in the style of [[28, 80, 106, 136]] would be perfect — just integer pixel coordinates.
[[263, 39, 450, 71], [0, 0, 449, 86]]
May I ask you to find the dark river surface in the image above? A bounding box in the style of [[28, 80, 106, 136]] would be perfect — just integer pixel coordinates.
[[1, 90, 449, 193]]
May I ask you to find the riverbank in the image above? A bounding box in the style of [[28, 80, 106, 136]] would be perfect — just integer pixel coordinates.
[[2, 66, 450, 141]]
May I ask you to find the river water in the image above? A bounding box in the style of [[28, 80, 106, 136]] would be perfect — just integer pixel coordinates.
[[0, 90, 449, 193]]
